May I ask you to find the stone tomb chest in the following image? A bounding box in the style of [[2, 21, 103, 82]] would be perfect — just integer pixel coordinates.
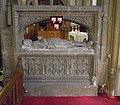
[[19, 38, 96, 96]]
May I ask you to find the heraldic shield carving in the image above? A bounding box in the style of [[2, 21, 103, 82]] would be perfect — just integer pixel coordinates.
[[50, 16, 63, 31]]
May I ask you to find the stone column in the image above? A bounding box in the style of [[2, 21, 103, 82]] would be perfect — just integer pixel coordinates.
[[68, 0, 75, 5], [13, 12, 20, 53], [34, 0, 38, 5], [76, 0, 83, 6], [118, 44, 120, 95], [50, 0, 53, 5], [6, 1, 12, 26], [83, 0, 91, 6], [21, 0, 27, 5], [109, 0, 120, 96], [92, 0, 97, 6], [2, 0, 7, 26]]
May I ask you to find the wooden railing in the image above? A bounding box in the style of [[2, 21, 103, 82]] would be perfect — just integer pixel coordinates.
[[0, 57, 24, 105]]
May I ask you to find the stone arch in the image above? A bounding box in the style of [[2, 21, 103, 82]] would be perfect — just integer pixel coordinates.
[[18, 16, 95, 44], [20, 16, 93, 34]]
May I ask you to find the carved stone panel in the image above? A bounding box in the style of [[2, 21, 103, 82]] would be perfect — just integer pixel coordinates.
[[46, 57, 66, 75], [22, 56, 93, 77], [21, 53, 95, 96], [68, 57, 90, 76], [22, 57, 45, 75]]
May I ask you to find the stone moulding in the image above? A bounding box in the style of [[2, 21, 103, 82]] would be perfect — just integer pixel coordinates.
[[14, 5, 100, 12]]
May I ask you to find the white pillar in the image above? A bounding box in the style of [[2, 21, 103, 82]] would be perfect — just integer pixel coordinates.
[[92, 0, 97, 6], [50, 0, 53, 5]]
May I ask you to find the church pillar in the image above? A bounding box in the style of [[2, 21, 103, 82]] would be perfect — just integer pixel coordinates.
[[68, 0, 75, 5], [76, 0, 83, 6], [118, 44, 120, 95], [92, 0, 97, 6], [21, 0, 27, 5], [34, 0, 38, 5], [50, 0, 53, 5], [83, 0, 91, 6], [109, 0, 120, 96], [6, 0, 12, 26]]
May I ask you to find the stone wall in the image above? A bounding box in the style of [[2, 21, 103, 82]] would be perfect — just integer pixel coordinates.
[[1, 27, 15, 76]]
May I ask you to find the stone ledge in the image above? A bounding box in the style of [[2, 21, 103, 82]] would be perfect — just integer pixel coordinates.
[[26, 85, 98, 96]]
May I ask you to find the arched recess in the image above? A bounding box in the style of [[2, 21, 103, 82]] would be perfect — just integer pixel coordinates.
[[21, 17, 93, 33], [23, 19, 91, 42], [19, 16, 94, 42]]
